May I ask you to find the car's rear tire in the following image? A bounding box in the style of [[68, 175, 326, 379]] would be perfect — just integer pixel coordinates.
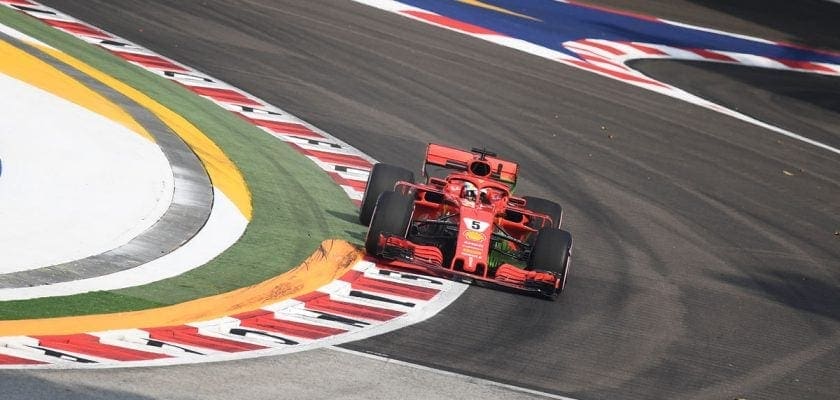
[[527, 228, 572, 293], [523, 196, 563, 228], [364, 191, 414, 256], [360, 163, 415, 226]]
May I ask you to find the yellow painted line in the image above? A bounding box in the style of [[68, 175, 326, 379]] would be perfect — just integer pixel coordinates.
[[0, 240, 360, 336], [458, 0, 542, 22], [0, 39, 153, 142], [32, 43, 253, 220]]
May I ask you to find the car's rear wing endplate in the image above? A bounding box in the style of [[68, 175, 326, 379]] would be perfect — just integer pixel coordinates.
[[423, 143, 518, 188]]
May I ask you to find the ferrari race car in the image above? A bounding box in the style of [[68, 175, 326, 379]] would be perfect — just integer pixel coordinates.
[[360, 143, 573, 299]]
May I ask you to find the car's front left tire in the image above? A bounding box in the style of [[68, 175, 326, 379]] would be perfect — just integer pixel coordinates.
[[364, 191, 414, 256], [359, 163, 414, 226]]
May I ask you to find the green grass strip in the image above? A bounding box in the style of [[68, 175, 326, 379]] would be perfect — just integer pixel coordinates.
[[0, 6, 367, 320]]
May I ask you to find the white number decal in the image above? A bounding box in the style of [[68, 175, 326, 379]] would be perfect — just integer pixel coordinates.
[[464, 218, 490, 232]]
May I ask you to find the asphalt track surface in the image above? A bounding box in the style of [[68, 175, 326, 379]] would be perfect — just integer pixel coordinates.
[[14, 1, 840, 399]]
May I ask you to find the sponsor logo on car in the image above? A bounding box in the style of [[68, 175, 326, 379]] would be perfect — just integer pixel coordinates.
[[464, 230, 485, 242], [461, 247, 483, 256]]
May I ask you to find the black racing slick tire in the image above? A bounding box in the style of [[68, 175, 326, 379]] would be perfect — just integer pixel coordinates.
[[527, 228, 573, 293], [364, 191, 414, 256], [523, 196, 563, 229], [359, 163, 415, 226]]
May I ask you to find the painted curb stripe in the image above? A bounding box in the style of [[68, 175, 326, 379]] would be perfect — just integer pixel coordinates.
[[237, 116, 322, 138], [689, 48, 736, 62], [403, 10, 504, 35], [340, 270, 439, 301], [182, 84, 262, 106], [232, 310, 347, 340], [328, 172, 368, 194], [33, 334, 170, 361], [0, 353, 44, 365], [144, 327, 267, 353], [0, 243, 467, 368], [41, 19, 107, 38], [0, 258, 466, 367], [0, 240, 359, 337], [296, 148, 373, 170], [623, 42, 666, 55], [112, 50, 188, 72], [776, 59, 835, 73], [295, 292, 405, 322]]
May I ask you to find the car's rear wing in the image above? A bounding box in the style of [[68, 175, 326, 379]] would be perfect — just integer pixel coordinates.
[[423, 143, 519, 188]]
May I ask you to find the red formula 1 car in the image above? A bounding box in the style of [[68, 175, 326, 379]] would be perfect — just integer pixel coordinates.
[[359, 144, 573, 299]]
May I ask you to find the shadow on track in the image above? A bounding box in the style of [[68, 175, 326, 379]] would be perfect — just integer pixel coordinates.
[[0, 372, 155, 400], [680, 0, 840, 51], [716, 269, 840, 322], [579, 0, 840, 52]]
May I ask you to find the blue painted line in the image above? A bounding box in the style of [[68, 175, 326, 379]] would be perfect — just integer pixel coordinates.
[[398, 0, 840, 64]]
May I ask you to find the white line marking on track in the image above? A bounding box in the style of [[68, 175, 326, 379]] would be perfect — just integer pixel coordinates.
[[328, 346, 580, 400]]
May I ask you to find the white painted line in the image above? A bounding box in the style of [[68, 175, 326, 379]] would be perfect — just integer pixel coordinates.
[[605, 41, 664, 58], [653, 46, 711, 61], [273, 307, 368, 332], [20, 12, 76, 25], [340, 186, 364, 200], [488, 35, 578, 62], [563, 41, 619, 59], [578, 57, 633, 74], [327, 291, 417, 312], [148, 69, 216, 84], [0, 23, 52, 48], [93, 330, 183, 358], [305, 156, 371, 178], [573, 39, 631, 58], [658, 19, 778, 45], [0, 344, 77, 365], [713, 51, 787, 69], [328, 346, 580, 400]]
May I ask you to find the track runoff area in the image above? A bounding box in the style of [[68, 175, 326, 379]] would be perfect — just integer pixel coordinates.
[[0, 1, 466, 368]]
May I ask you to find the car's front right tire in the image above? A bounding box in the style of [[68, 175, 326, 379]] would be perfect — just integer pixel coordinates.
[[527, 228, 572, 294], [523, 196, 563, 228]]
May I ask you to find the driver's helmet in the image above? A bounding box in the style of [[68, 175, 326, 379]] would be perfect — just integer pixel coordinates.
[[479, 188, 493, 204], [462, 181, 477, 202]]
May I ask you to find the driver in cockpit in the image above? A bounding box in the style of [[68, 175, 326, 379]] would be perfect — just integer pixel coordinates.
[[462, 181, 478, 205]]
